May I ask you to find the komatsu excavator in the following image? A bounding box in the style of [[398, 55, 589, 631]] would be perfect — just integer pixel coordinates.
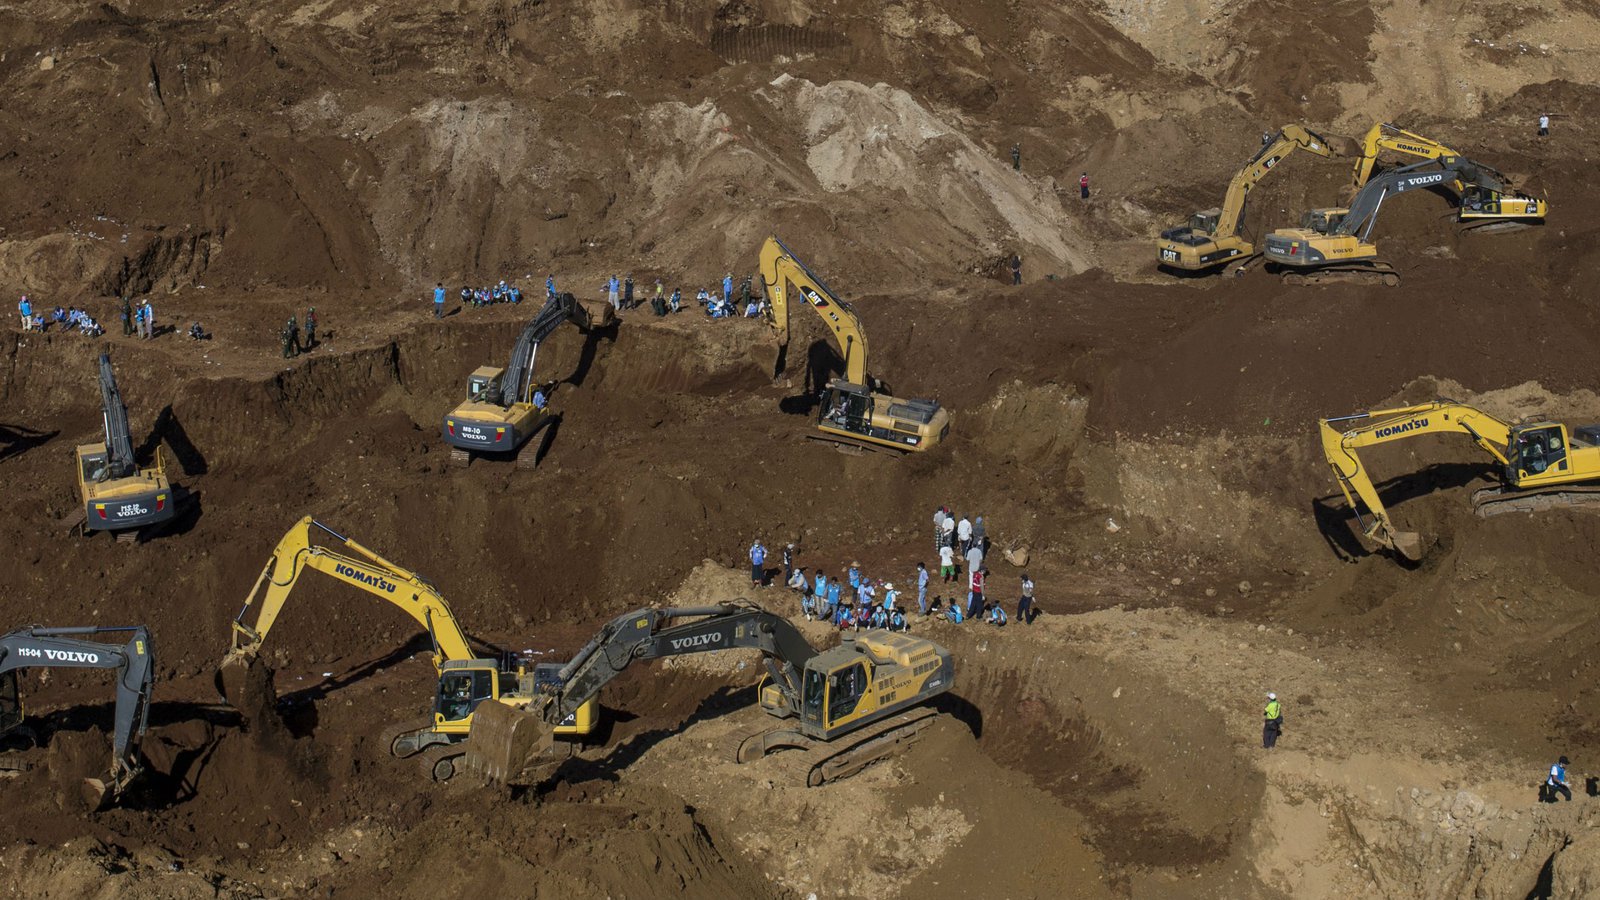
[[760, 236, 950, 452], [1263, 157, 1492, 284], [1350, 122, 1547, 229], [464, 601, 954, 787], [1155, 124, 1352, 273], [72, 353, 175, 538], [218, 517, 596, 782], [441, 291, 614, 468], [0, 625, 154, 808], [1321, 400, 1600, 562]]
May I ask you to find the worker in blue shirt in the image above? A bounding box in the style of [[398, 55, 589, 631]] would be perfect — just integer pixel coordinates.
[[1546, 756, 1573, 802], [987, 604, 1008, 626], [433, 283, 446, 318], [749, 540, 767, 587], [916, 562, 929, 614], [826, 580, 842, 618], [722, 272, 733, 303], [945, 602, 964, 624], [546, 274, 556, 299]]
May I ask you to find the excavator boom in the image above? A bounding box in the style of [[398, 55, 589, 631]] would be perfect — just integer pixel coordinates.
[[0, 625, 154, 807], [761, 237, 869, 385], [97, 354, 137, 479]]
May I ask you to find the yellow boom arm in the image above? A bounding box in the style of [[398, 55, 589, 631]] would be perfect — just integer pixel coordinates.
[[759, 236, 870, 387], [1212, 125, 1349, 243], [1351, 123, 1464, 188], [1320, 402, 1513, 560], [227, 517, 477, 670]]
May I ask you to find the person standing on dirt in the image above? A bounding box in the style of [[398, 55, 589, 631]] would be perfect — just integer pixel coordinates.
[[304, 307, 317, 350], [1011, 144, 1021, 171], [1538, 113, 1550, 137], [654, 279, 664, 311], [749, 539, 767, 588], [141, 300, 154, 339], [965, 543, 983, 584], [17, 296, 32, 332], [1018, 573, 1035, 625], [1546, 756, 1573, 801], [916, 561, 929, 615], [933, 506, 947, 554], [941, 509, 956, 550], [1079, 173, 1090, 200], [280, 318, 296, 358], [957, 514, 973, 556], [967, 567, 986, 620], [1011, 254, 1022, 285], [973, 515, 987, 554], [670, 287, 682, 313], [624, 274, 635, 310], [546, 274, 556, 300], [1262, 692, 1283, 749], [433, 283, 446, 318], [722, 272, 734, 305], [120, 295, 133, 336], [781, 543, 795, 583], [608, 275, 620, 311], [939, 542, 956, 586]]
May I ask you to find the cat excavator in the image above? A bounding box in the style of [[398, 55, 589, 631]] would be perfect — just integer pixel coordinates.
[[1155, 124, 1353, 273], [1321, 400, 1600, 562], [464, 600, 954, 787], [217, 517, 596, 782], [440, 291, 614, 468], [72, 353, 176, 539], [760, 236, 950, 452], [0, 625, 154, 808], [1350, 122, 1547, 229]]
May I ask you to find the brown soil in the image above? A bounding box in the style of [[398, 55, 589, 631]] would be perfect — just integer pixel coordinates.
[[4, 0, 1600, 896]]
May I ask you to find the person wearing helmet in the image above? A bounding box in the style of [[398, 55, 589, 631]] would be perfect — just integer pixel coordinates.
[[1546, 756, 1573, 802], [1263, 692, 1284, 749]]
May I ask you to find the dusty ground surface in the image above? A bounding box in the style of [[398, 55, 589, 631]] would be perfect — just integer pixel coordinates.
[[3, 0, 1600, 897]]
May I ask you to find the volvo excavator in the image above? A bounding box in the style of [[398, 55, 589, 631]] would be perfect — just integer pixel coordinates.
[[464, 601, 954, 787], [218, 517, 597, 782], [0, 625, 154, 808], [1263, 157, 1492, 284], [1350, 122, 1547, 230], [72, 353, 176, 539], [760, 236, 950, 452], [441, 291, 614, 468], [1321, 400, 1600, 562], [1156, 124, 1353, 273]]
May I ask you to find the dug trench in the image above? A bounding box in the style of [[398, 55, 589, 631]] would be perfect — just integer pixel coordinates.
[[4, 268, 1600, 896]]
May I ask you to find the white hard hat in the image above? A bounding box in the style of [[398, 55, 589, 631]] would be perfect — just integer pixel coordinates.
[[885, 583, 894, 590], [1267, 692, 1277, 700]]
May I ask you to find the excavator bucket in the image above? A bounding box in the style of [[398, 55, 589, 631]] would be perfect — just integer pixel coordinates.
[[577, 298, 615, 330], [461, 701, 556, 784], [81, 777, 111, 811], [1390, 531, 1426, 563]]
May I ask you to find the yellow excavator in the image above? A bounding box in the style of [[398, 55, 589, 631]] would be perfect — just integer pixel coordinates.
[[440, 291, 614, 468], [464, 600, 954, 787], [1155, 124, 1352, 273], [72, 353, 176, 539], [760, 236, 950, 452], [1349, 122, 1547, 229], [1321, 400, 1600, 561], [217, 517, 596, 781]]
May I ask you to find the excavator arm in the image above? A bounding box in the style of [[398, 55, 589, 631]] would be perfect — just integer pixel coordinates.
[[223, 516, 478, 677], [760, 236, 870, 386], [547, 601, 817, 725], [1320, 401, 1514, 560], [1351, 122, 1463, 188], [1211, 124, 1349, 243], [1333, 158, 1480, 242], [0, 625, 154, 805], [496, 292, 613, 409], [97, 353, 137, 479]]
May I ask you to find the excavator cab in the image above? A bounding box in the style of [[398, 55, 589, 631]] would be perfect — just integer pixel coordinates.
[[0, 671, 21, 736], [1187, 208, 1222, 237], [466, 367, 505, 405], [1510, 424, 1569, 480], [435, 665, 497, 727], [1299, 209, 1348, 235]]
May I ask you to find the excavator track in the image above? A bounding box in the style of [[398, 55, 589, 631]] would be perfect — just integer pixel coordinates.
[[380, 716, 438, 758], [115, 529, 140, 545], [515, 440, 539, 470], [448, 448, 472, 469], [1281, 261, 1400, 287], [418, 743, 462, 782], [1460, 219, 1534, 236], [805, 432, 895, 456], [730, 707, 939, 787], [1472, 483, 1600, 517]]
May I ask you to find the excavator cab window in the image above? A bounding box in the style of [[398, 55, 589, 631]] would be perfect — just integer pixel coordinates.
[[819, 387, 871, 435], [437, 669, 494, 724], [826, 662, 868, 724], [802, 668, 825, 725], [0, 671, 20, 735], [80, 450, 110, 484], [1514, 426, 1566, 476], [1300, 210, 1345, 235], [1189, 210, 1220, 236]]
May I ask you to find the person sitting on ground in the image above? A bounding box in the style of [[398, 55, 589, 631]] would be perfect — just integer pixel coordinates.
[[988, 603, 1008, 627], [833, 602, 853, 630], [928, 597, 943, 619], [854, 603, 873, 631], [670, 288, 682, 313], [52, 306, 67, 328], [744, 297, 761, 317], [945, 601, 964, 624], [889, 608, 907, 632], [532, 388, 547, 411], [188, 321, 205, 341], [869, 605, 889, 630], [787, 565, 807, 594], [79, 314, 103, 337], [800, 591, 818, 622], [460, 286, 472, 306]]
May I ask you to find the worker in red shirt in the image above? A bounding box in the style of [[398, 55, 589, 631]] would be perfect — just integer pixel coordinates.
[[968, 567, 986, 620], [1079, 172, 1090, 199]]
